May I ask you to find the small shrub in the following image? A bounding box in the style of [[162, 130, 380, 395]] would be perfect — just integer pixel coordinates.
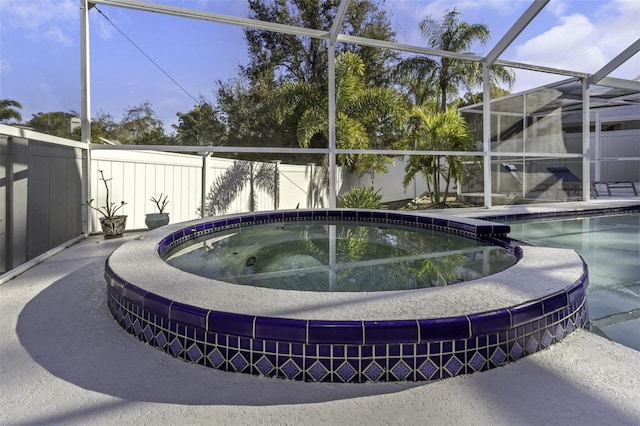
[[338, 186, 383, 209]]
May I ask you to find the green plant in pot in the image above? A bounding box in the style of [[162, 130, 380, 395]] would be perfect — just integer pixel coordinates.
[[145, 193, 170, 230], [85, 170, 127, 238]]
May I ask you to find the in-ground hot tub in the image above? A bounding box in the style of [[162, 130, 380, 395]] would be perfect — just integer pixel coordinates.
[[105, 209, 589, 383]]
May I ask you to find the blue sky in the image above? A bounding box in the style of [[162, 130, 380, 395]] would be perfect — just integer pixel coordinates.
[[1, 0, 638, 131]]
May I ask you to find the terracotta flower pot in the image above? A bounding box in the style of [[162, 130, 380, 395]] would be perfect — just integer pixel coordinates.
[[99, 215, 128, 238]]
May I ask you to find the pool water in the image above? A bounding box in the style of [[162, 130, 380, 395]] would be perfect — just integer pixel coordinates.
[[508, 212, 640, 351], [166, 220, 517, 292]]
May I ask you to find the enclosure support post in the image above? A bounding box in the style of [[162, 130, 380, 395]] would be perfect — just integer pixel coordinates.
[[328, 43, 337, 208], [582, 77, 591, 202], [482, 63, 492, 208], [200, 153, 209, 218], [80, 0, 92, 234]]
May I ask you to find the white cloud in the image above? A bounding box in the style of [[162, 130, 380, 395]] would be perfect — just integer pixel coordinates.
[[513, 0, 640, 80], [2, 0, 77, 44]]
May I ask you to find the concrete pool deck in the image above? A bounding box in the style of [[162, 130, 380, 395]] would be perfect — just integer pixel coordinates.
[[1, 200, 640, 425]]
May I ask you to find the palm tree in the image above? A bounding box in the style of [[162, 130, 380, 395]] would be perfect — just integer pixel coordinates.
[[400, 107, 474, 207], [395, 8, 514, 112], [203, 160, 277, 215], [0, 99, 23, 123], [276, 51, 407, 172]]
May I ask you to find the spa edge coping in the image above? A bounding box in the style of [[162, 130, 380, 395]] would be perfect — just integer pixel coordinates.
[[105, 209, 587, 323]]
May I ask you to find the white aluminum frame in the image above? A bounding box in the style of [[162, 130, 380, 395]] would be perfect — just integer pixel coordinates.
[[79, 0, 639, 209]]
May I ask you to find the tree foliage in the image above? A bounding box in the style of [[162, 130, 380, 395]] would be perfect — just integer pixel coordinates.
[[173, 99, 225, 146], [0, 99, 23, 123], [27, 111, 79, 139], [400, 107, 474, 207], [119, 101, 172, 145], [244, 0, 397, 88], [395, 8, 514, 111], [276, 51, 407, 171]]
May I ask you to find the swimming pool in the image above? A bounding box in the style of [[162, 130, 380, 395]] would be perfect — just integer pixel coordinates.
[[506, 210, 639, 351]]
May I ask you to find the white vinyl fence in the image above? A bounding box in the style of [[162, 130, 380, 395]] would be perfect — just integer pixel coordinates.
[[90, 150, 433, 232], [89, 151, 338, 231]]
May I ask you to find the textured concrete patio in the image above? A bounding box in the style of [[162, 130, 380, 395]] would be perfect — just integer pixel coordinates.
[[1, 202, 640, 425]]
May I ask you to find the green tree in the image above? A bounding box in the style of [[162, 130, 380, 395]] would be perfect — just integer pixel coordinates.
[[71, 110, 122, 143], [173, 99, 226, 146], [0, 99, 23, 123], [395, 8, 514, 111], [213, 0, 399, 161], [119, 101, 172, 145], [244, 0, 397, 87], [400, 108, 474, 207], [276, 51, 407, 172], [27, 111, 79, 139]]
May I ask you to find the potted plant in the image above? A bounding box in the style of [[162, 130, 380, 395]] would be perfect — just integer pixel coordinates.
[[85, 170, 128, 238], [145, 193, 170, 230]]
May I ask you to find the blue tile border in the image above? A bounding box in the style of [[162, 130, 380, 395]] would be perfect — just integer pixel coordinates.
[[105, 209, 590, 383]]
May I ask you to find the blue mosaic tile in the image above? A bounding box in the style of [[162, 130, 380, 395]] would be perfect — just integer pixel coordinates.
[[336, 361, 357, 382], [418, 359, 438, 379], [132, 319, 142, 336], [490, 347, 507, 365], [255, 317, 306, 343], [342, 210, 357, 218], [142, 325, 154, 342], [142, 293, 172, 318], [364, 362, 384, 381], [417, 215, 433, 225], [121, 284, 146, 308], [308, 320, 363, 344], [281, 359, 301, 379], [419, 316, 470, 341], [187, 344, 203, 362], [387, 212, 402, 222], [526, 336, 539, 354], [169, 338, 183, 356], [240, 214, 255, 223], [255, 356, 274, 375], [170, 301, 208, 328], [444, 356, 463, 376], [239, 337, 252, 350], [230, 352, 249, 372], [433, 218, 448, 227], [213, 220, 227, 228], [308, 361, 329, 381], [510, 301, 544, 327], [469, 352, 486, 371], [207, 348, 225, 367], [470, 309, 511, 334], [155, 331, 168, 348], [568, 284, 586, 305], [542, 291, 569, 313], [318, 345, 331, 357], [364, 320, 418, 344], [510, 342, 523, 360], [208, 311, 254, 338], [123, 313, 132, 329], [541, 331, 554, 347], [391, 360, 411, 380]]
